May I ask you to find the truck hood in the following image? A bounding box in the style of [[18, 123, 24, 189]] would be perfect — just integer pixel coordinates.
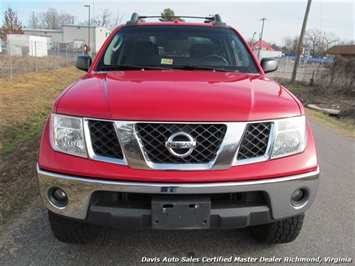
[[55, 70, 302, 121]]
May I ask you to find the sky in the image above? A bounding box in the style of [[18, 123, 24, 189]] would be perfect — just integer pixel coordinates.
[[2, 0, 354, 46]]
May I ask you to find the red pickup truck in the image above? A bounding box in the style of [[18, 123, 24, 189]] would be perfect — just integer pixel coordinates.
[[37, 13, 319, 244]]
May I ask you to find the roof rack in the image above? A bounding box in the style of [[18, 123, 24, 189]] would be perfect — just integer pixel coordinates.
[[126, 13, 227, 27]]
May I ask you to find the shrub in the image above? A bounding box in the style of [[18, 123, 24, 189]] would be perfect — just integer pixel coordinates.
[[317, 56, 355, 96]]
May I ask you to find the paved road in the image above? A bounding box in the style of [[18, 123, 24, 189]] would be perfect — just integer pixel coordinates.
[[0, 120, 354, 266]]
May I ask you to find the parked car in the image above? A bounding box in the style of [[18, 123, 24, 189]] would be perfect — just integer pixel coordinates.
[[37, 13, 319, 244]]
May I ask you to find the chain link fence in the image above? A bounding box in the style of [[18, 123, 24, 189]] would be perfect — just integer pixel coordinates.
[[267, 57, 330, 84], [0, 40, 84, 78], [1, 45, 330, 83]]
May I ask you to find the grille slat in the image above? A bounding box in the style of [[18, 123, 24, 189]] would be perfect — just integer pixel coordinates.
[[136, 123, 227, 164], [237, 122, 271, 160], [88, 120, 124, 159]]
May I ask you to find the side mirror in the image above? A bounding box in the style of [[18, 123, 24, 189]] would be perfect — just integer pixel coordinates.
[[76, 55, 92, 71], [260, 58, 278, 73]]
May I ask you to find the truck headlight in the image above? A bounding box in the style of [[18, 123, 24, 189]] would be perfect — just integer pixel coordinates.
[[50, 114, 87, 157], [271, 116, 306, 158]]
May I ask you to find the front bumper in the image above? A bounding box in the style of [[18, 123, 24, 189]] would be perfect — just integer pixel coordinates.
[[37, 165, 319, 229]]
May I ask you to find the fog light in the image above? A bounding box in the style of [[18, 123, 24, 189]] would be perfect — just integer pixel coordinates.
[[53, 188, 67, 200], [291, 188, 308, 208], [292, 189, 304, 201], [49, 187, 68, 208]]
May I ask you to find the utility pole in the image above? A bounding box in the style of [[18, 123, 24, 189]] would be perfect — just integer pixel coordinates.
[[291, 0, 312, 82], [258, 18, 267, 60], [84, 5, 91, 54]]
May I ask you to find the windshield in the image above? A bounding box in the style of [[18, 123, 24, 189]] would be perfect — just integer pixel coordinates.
[[96, 25, 259, 73]]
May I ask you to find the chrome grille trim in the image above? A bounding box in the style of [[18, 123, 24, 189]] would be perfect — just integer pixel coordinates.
[[233, 122, 275, 166], [238, 123, 271, 159], [83, 119, 275, 170], [135, 123, 227, 164], [84, 119, 127, 165], [88, 120, 124, 159], [116, 121, 245, 170]]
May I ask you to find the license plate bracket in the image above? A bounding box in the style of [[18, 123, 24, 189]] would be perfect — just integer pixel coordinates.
[[151, 196, 211, 229]]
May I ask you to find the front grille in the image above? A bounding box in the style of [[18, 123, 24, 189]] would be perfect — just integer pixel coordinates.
[[136, 123, 227, 164], [237, 122, 272, 160], [88, 120, 124, 159]]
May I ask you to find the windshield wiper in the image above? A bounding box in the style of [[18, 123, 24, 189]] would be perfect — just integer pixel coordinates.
[[176, 65, 232, 72], [100, 64, 143, 71], [99, 64, 171, 71], [98, 64, 237, 72]]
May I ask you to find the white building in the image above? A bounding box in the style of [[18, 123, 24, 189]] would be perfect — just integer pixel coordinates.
[[24, 25, 111, 53], [62, 25, 110, 53], [252, 40, 282, 60], [7, 34, 48, 57], [22, 29, 62, 50]]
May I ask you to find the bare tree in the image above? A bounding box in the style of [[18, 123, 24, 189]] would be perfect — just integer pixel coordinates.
[[38, 8, 75, 29], [28, 11, 39, 29], [305, 28, 340, 55], [39, 8, 60, 29], [92, 9, 112, 27], [305, 28, 322, 55], [1, 7, 24, 43], [111, 11, 123, 29], [281, 36, 299, 54], [59, 12, 75, 26], [322, 32, 340, 52], [281, 36, 294, 53]]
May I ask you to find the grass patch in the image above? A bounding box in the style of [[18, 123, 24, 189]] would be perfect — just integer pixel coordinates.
[[288, 87, 303, 95], [0, 66, 83, 154], [1, 112, 49, 155], [306, 108, 355, 139], [0, 66, 83, 229]]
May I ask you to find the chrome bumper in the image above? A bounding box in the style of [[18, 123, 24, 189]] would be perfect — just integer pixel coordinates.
[[37, 164, 319, 221]]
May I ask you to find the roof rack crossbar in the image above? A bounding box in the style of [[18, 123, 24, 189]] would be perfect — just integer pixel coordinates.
[[126, 12, 227, 26], [138, 15, 212, 20]]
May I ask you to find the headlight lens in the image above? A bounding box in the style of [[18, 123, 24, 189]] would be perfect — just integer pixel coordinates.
[[271, 116, 306, 158], [50, 114, 87, 157]]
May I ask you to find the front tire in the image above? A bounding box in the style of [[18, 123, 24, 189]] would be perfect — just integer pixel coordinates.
[[48, 210, 101, 244], [250, 213, 305, 243]]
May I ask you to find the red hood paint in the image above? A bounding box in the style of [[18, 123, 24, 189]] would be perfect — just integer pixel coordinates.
[[55, 70, 302, 121]]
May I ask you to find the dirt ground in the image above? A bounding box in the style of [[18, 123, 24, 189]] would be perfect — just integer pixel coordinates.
[[300, 92, 354, 123], [0, 67, 354, 231], [277, 79, 355, 125]]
